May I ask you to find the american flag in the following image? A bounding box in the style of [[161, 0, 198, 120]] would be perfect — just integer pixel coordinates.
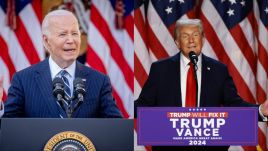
[[87, 0, 134, 118], [134, 0, 268, 151], [0, 0, 44, 101]]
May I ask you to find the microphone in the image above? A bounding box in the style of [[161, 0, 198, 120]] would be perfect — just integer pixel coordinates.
[[52, 77, 65, 102], [189, 51, 198, 65], [189, 51, 198, 71], [73, 78, 86, 102]]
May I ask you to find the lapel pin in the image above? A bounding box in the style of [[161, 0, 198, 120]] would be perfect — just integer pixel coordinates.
[[207, 67, 210, 70]]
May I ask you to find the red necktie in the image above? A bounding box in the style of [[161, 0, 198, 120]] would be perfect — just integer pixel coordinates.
[[185, 63, 197, 107]]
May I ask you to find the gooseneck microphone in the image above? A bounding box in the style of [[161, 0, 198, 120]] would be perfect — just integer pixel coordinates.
[[52, 77, 65, 103], [189, 51, 198, 71], [73, 78, 86, 111], [53, 77, 71, 117], [188, 51, 199, 107], [52, 77, 86, 118]]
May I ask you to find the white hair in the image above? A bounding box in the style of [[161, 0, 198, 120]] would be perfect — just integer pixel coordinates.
[[174, 19, 204, 40], [41, 9, 77, 36]]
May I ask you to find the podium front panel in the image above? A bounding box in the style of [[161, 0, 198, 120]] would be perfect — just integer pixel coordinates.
[[0, 118, 133, 151]]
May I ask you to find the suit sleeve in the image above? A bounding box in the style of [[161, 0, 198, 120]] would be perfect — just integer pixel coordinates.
[[99, 75, 122, 118], [134, 62, 158, 117], [3, 73, 25, 117]]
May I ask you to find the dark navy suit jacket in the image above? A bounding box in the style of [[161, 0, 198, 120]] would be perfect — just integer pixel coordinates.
[[4, 59, 122, 118], [135, 53, 257, 151]]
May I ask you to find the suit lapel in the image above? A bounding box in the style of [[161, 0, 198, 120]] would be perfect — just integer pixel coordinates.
[[34, 59, 67, 118]]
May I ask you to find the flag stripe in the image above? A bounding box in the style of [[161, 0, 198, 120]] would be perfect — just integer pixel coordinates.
[[253, 2, 268, 77], [87, 43, 131, 118], [88, 16, 133, 117], [147, 25, 169, 59], [201, 1, 257, 102], [19, 4, 44, 60], [3, 91, 6, 101], [91, 4, 134, 92], [200, 1, 267, 151], [257, 41, 268, 76], [112, 89, 129, 118], [0, 57, 11, 94], [229, 25, 256, 74], [258, 127, 267, 151], [256, 61, 267, 92], [86, 45, 107, 74], [200, 12, 256, 104], [147, 1, 178, 56], [134, 7, 147, 48], [257, 83, 266, 104], [134, 26, 151, 74], [125, 15, 134, 42], [134, 53, 148, 88], [14, 17, 40, 64], [0, 36, 16, 79], [134, 77, 142, 100], [93, 1, 134, 71], [0, 8, 31, 71], [31, 0, 42, 23], [87, 45, 130, 118], [244, 11, 257, 53], [0, 0, 44, 107]]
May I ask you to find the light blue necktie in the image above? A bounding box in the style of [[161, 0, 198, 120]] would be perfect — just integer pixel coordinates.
[[59, 70, 72, 99]]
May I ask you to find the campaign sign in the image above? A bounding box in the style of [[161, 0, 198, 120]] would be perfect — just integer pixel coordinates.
[[137, 107, 258, 146]]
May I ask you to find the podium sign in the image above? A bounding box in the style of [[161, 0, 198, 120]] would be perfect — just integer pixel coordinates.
[[0, 118, 133, 151], [138, 107, 258, 146]]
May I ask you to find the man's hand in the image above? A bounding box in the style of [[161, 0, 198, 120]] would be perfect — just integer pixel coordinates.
[[0, 75, 3, 110], [261, 100, 268, 117]]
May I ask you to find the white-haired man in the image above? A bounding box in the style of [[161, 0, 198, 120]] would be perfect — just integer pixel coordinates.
[[135, 19, 268, 151], [0, 10, 122, 118]]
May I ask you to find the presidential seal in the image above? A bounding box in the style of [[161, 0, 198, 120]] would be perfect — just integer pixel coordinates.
[[44, 131, 96, 151]]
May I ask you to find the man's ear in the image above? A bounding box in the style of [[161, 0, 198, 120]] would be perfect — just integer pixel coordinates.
[[175, 40, 180, 48], [42, 35, 49, 50]]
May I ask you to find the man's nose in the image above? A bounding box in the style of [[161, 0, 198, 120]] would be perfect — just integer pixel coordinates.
[[189, 35, 194, 43], [66, 35, 75, 44]]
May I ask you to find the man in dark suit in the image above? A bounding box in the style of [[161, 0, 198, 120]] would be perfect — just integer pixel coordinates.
[[0, 10, 122, 118], [135, 19, 268, 151]]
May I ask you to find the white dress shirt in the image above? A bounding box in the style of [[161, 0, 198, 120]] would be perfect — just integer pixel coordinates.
[[180, 53, 202, 107], [49, 56, 76, 96]]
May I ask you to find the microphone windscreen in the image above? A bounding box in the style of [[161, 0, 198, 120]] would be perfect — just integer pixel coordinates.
[[53, 77, 64, 86], [73, 77, 86, 96], [189, 51, 198, 63]]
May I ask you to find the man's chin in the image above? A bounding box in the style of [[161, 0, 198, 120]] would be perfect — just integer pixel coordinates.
[[62, 57, 77, 64]]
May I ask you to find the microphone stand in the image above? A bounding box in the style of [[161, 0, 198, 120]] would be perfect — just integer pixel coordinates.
[[57, 96, 73, 118], [193, 63, 198, 107], [65, 97, 73, 118], [65, 97, 83, 118], [66, 102, 72, 118]]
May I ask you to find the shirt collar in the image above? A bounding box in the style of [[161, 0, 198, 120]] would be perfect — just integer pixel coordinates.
[[49, 56, 76, 79], [180, 52, 202, 69]]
